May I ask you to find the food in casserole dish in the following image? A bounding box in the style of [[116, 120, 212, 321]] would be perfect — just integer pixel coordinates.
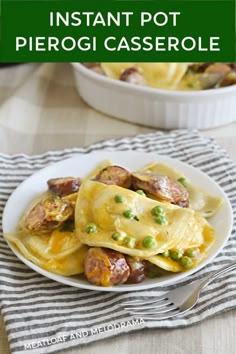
[[82, 62, 236, 90], [5, 161, 223, 287]]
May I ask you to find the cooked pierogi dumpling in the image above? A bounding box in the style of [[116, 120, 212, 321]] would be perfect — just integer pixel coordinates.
[[75, 179, 211, 258], [5, 229, 87, 276]]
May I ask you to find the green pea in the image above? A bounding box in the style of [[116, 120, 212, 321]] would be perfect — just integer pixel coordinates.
[[187, 82, 195, 88], [123, 210, 134, 219], [155, 215, 167, 225], [178, 177, 187, 188], [114, 194, 125, 203], [184, 248, 198, 258], [142, 235, 157, 249], [123, 236, 136, 248], [136, 190, 146, 197], [151, 206, 165, 216], [179, 256, 193, 269], [161, 250, 169, 258], [112, 232, 121, 241], [85, 223, 97, 234], [169, 249, 183, 261]]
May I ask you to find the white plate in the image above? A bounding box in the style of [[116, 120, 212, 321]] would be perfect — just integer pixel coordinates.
[[2, 151, 233, 292]]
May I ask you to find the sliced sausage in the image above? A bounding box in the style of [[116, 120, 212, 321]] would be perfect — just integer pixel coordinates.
[[189, 63, 212, 73], [197, 63, 232, 90], [120, 67, 147, 86], [25, 196, 73, 232], [132, 172, 189, 207], [219, 71, 236, 87], [199, 73, 224, 90], [125, 256, 145, 284], [95, 166, 132, 189], [205, 63, 231, 75], [84, 247, 130, 287], [47, 177, 81, 197], [189, 63, 232, 75]]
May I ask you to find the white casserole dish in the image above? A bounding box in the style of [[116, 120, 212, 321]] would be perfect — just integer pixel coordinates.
[[72, 63, 236, 130]]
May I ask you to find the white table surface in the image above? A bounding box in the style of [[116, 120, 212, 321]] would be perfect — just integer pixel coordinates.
[[0, 63, 236, 354]]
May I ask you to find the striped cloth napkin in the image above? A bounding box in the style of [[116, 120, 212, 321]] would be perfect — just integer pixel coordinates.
[[0, 130, 236, 354]]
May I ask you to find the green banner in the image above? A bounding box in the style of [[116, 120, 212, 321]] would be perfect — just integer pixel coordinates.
[[0, 0, 235, 62]]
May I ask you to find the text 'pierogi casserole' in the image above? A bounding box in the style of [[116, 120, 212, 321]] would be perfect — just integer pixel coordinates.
[[4, 160, 223, 287]]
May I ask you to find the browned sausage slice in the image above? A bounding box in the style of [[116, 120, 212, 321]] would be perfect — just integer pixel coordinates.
[[47, 177, 81, 197], [205, 63, 231, 75], [120, 67, 147, 86], [219, 71, 236, 87], [189, 63, 212, 73], [84, 248, 130, 286], [197, 63, 232, 89], [25, 196, 73, 232], [189, 63, 232, 75], [125, 256, 145, 284], [132, 172, 189, 207], [95, 166, 132, 189]]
